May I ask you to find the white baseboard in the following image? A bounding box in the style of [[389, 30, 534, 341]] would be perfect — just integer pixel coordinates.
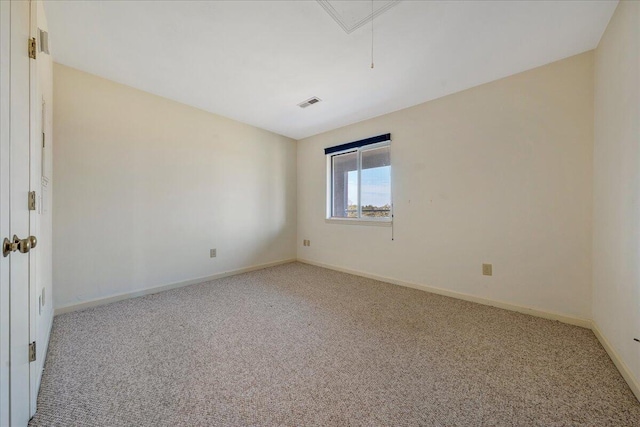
[[54, 258, 296, 315], [297, 258, 592, 329], [298, 258, 640, 403], [53, 257, 639, 404], [591, 321, 640, 402]]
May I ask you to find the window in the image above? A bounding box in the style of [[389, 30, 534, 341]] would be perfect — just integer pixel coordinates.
[[326, 134, 391, 222]]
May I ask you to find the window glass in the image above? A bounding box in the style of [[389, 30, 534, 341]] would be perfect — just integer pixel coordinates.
[[331, 151, 358, 218], [361, 146, 391, 218], [328, 142, 391, 221]]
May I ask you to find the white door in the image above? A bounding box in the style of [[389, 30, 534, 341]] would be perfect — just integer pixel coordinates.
[[0, 2, 12, 424], [0, 0, 39, 425]]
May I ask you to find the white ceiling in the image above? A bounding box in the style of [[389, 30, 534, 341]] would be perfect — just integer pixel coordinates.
[[44, 0, 617, 140]]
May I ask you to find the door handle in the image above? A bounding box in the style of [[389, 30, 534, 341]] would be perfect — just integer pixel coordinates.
[[2, 235, 37, 257]]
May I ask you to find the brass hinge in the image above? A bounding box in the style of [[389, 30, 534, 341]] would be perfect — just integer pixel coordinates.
[[28, 37, 36, 59], [28, 191, 36, 211], [29, 342, 36, 362]]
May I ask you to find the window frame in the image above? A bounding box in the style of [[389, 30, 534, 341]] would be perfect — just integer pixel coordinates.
[[326, 140, 392, 225]]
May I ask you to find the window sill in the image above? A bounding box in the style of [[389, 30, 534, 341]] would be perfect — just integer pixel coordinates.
[[325, 218, 392, 227]]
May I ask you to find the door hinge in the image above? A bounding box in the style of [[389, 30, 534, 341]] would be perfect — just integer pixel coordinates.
[[28, 37, 36, 59], [28, 191, 36, 211], [29, 342, 36, 362]]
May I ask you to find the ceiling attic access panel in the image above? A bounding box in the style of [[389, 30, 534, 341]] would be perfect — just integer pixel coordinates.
[[317, 0, 401, 34]]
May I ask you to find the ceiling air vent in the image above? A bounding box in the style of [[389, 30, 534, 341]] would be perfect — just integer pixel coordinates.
[[298, 97, 322, 109]]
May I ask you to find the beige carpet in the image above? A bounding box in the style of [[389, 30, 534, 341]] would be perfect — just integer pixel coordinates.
[[30, 262, 639, 426]]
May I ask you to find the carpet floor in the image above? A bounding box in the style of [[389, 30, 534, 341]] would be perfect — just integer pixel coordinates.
[[30, 262, 640, 426]]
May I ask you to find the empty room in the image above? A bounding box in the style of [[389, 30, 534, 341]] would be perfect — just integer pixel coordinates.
[[1, 0, 639, 425]]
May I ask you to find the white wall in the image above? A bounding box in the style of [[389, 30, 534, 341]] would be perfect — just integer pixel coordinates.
[[53, 64, 297, 310], [298, 52, 594, 323], [593, 0, 640, 394]]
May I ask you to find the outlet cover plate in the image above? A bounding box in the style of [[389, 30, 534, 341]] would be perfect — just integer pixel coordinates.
[[482, 263, 492, 276]]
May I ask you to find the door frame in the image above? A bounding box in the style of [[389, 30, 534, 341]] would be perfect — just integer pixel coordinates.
[[28, 0, 54, 415], [29, 0, 38, 416]]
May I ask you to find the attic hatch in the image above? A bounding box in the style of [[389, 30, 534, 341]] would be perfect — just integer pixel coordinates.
[[317, 0, 401, 34]]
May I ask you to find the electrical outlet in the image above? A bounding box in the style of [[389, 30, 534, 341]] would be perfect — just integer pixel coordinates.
[[482, 263, 492, 276], [303, 239, 311, 247], [210, 248, 217, 258]]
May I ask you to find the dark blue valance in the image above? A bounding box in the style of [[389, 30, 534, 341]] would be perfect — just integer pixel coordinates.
[[324, 133, 391, 155]]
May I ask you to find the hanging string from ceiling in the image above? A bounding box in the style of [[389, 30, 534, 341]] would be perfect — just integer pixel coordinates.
[[371, 0, 375, 69]]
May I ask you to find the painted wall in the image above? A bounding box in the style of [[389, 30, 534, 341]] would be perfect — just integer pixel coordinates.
[[297, 52, 594, 322], [593, 0, 640, 393], [53, 64, 297, 310]]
